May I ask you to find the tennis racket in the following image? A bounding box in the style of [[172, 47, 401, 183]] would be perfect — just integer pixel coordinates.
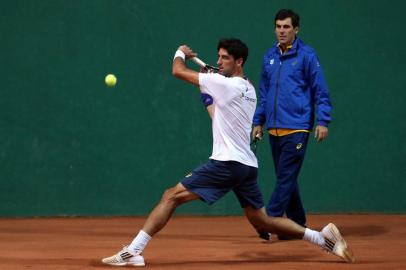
[[191, 57, 219, 72], [250, 135, 262, 155]]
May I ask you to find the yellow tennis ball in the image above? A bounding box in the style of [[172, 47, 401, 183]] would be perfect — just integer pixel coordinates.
[[105, 74, 117, 87]]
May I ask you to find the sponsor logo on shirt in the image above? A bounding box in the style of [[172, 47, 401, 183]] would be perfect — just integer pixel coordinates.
[[240, 92, 256, 103]]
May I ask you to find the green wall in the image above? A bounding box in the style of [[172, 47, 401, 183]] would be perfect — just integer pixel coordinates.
[[0, 0, 405, 216]]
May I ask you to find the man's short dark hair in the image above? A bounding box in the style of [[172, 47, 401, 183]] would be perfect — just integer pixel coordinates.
[[217, 38, 249, 66], [274, 9, 300, 28]]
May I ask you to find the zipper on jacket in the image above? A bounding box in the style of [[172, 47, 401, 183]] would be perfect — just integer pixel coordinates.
[[274, 60, 283, 134]]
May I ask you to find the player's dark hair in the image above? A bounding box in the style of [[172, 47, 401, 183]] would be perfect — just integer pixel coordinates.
[[274, 9, 300, 28], [217, 38, 248, 66]]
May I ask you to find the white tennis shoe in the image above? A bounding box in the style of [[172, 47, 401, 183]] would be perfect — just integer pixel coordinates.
[[101, 246, 145, 267], [321, 223, 355, 263]]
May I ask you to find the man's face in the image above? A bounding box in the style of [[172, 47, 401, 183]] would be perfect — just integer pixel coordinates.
[[216, 48, 242, 77], [275, 18, 298, 47]]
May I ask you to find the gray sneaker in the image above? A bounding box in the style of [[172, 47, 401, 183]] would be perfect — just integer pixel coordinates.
[[101, 246, 145, 267], [321, 223, 355, 263]]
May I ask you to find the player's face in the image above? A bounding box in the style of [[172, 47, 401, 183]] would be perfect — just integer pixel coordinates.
[[216, 48, 238, 77], [275, 18, 298, 47]]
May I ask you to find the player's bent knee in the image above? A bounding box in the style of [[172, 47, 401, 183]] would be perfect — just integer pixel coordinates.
[[245, 206, 279, 232], [245, 207, 266, 227], [161, 187, 177, 203], [160, 183, 193, 206]]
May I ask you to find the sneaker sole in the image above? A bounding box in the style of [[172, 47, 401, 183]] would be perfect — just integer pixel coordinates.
[[327, 223, 355, 263], [102, 261, 145, 267], [101, 256, 145, 267]]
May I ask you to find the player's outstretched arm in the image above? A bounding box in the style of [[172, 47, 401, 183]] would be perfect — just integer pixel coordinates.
[[172, 45, 199, 86]]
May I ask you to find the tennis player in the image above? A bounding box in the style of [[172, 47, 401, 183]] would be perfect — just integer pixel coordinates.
[[101, 38, 354, 266]]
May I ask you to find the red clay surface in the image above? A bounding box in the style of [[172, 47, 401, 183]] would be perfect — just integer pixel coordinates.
[[0, 215, 405, 270]]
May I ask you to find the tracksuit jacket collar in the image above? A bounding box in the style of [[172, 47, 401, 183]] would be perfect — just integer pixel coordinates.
[[273, 38, 301, 57]]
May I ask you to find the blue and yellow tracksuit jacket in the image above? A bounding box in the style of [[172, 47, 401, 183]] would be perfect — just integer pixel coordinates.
[[253, 38, 332, 132]]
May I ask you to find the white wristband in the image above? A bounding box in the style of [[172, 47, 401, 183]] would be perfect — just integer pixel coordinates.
[[173, 50, 185, 61]]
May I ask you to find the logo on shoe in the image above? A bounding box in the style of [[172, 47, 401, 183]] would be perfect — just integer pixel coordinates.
[[185, 172, 192, 177]]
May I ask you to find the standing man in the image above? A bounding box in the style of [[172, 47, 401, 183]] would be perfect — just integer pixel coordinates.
[[101, 38, 352, 266], [252, 9, 332, 240]]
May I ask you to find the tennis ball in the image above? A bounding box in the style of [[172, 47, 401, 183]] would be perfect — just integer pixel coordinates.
[[105, 74, 117, 87]]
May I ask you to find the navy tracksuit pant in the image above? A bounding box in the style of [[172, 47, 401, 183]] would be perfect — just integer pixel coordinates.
[[266, 132, 309, 226]]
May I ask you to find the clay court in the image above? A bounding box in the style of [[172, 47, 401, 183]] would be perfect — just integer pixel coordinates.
[[1, 214, 405, 270]]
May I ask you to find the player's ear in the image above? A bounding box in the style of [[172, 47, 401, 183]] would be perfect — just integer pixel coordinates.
[[236, 58, 244, 67], [295, 27, 299, 34]]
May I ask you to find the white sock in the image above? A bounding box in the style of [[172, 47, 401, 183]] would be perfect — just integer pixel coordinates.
[[303, 228, 325, 246], [128, 230, 152, 254]]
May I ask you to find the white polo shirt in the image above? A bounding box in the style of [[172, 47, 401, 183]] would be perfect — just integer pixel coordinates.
[[199, 73, 258, 168]]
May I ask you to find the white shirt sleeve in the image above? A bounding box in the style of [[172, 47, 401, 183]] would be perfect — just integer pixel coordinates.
[[199, 73, 229, 100]]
